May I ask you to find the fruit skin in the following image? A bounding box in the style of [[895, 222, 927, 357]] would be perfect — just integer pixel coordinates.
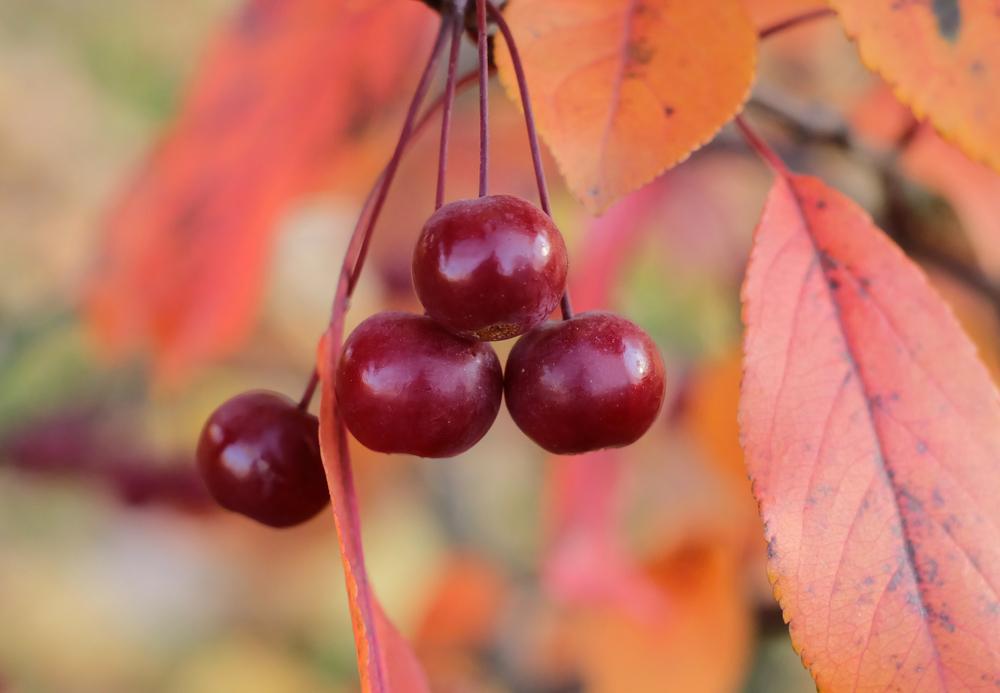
[[197, 391, 329, 528], [412, 194, 569, 341], [504, 312, 665, 454], [336, 312, 504, 457]]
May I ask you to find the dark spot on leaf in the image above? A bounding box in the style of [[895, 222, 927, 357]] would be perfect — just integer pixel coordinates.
[[887, 567, 904, 591], [932, 0, 961, 42], [970, 59, 986, 76], [816, 199, 827, 209], [870, 394, 883, 409], [627, 39, 654, 67], [589, 186, 600, 198], [931, 487, 944, 506], [828, 277, 840, 290], [862, 575, 876, 586], [767, 536, 778, 559], [664, 106, 675, 117]]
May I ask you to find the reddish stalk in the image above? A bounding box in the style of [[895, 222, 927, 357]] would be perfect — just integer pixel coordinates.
[[734, 115, 790, 176], [347, 20, 450, 296], [759, 7, 835, 39], [486, 0, 573, 319], [476, 0, 489, 196], [436, 12, 465, 210], [298, 57, 487, 412]]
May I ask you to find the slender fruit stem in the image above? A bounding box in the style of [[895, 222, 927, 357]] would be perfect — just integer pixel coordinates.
[[298, 47, 488, 412], [347, 20, 450, 295], [298, 371, 319, 411], [476, 0, 489, 197], [734, 115, 790, 176], [758, 8, 835, 39], [436, 13, 465, 210], [485, 1, 549, 215], [486, 0, 573, 319]]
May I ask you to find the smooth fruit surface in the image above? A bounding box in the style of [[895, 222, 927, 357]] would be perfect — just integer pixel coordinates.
[[336, 312, 503, 457], [412, 194, 568, 341], [504, 312, 665, 454], [197, 391, 328, 527]]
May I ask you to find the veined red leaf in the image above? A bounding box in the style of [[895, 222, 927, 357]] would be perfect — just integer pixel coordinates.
[[86, 0, 434, 382], [495, 0, 757, 212], [740, 171, 1000, 688], [317, 327, 429, 693]]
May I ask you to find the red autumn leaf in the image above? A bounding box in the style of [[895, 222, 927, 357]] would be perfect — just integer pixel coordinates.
[[740, 169, 1000, 687], [494, 0, 757, 212], [317, 327, 429, 693], [830, 0, 1000, 173], [85, 0, 434, 382]]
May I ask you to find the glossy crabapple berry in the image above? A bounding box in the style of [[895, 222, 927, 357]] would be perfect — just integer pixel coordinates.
[[197, 391, 329, 528], [335, 311, 503, 457], [504, 312, 666, 454], [412, 194, 569, 341]]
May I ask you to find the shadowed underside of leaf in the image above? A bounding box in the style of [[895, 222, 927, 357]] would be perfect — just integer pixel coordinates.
[[495, 0, 757, 212], [317, 328, 429, 693], [85, 0, 433, 382], [830, 0, 1000, 173], [740, 172, 1000, 689]]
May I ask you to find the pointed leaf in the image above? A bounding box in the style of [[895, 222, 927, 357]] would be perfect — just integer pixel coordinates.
[[317, 328, 429, 693], [830, 0, 1000, 172], [740, 172, 1000, 688], [495, 0, 757, 212], [86, 0, 433, 381]]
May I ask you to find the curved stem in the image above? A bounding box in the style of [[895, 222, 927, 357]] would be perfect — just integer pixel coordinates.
[[298, 371, 319, 411], [734, 114, 790, 176], [487, 0, 574, 319], [347, 20, 450, 296], [436, 13, 465, 210], [476, 0, 489, 197], [485, 1, 549, 214], [298, 59, 487, 412], [759, 7, 835, 39]]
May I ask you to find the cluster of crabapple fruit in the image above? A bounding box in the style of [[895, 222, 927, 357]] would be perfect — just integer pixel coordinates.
[[337, 194, 666, 459], [195, 1, 664, 528], [196, 194, 665, 527]]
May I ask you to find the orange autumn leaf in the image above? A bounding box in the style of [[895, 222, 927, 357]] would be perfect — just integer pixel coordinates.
[[317, 328, 429, 693], [562, 538, 752, 693], [740, 171, 1000, 688], [495, 0, 757, 212], [904, 125, 1000, 280], [830, 0, 1000, 172], [86, 0, 433, 382]]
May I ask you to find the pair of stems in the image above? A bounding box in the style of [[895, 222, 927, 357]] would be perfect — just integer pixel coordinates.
[[300, 0, 565, 410]]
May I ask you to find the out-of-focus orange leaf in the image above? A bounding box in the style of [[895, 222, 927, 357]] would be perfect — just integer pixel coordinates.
[[317, 329, 429, 693], [830, 0, 1000, 172], [495, 0, 757, 212], [904, 125, 1000, 280], [561, 538, 751, 693], [86, 0, 433, 382], [741, 171, 1000, 688], [413, 555, 507, 691], [414, 555, 507, 651], [743, 0, 827, 31]]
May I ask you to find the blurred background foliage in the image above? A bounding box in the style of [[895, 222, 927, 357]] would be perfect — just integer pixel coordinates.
[[2, 1, 995, 691]]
